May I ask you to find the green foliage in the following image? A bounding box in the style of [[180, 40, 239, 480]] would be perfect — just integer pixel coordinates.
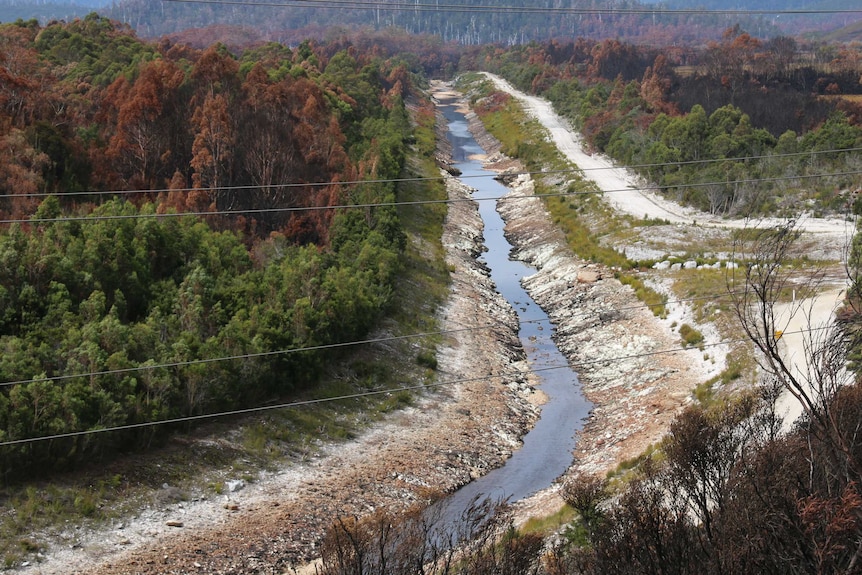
[[0, 186, 403, 477], [0, 23, 428, 481], [694, 359, 746, 406], [416, 350, 438, 370], [486, 50, 862, 217], [34, 15, 157, 86], [679, 323, 705, 347], [617, 273, 667, 318]]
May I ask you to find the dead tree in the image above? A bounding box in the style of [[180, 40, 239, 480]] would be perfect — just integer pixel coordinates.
[[728, 218, 861, 487]]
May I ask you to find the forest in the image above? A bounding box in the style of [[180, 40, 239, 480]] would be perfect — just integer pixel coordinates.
[[0, 14, 418, 477], [4, 10, 862, 477], [6, 0, 862, 44], [101, 0, 804, 46]]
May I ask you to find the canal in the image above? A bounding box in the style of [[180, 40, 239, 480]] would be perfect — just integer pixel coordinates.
[[433, 96, 591, 536]]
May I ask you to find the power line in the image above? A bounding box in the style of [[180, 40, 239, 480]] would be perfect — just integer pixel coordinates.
[[5, 146, 860, 201], [0, 324, 832, 448], [0, 290, 746, 390], [0, 324, 497, 389], [4, 168, 861, 225], [161, 0, 862, 16]]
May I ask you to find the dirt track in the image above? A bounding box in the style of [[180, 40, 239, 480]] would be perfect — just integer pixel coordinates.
[[482, 73, 854, 244]]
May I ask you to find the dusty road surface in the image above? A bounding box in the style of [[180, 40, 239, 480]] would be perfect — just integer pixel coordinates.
[[482, 73, 855, 246], [774, 288, 848, 428]]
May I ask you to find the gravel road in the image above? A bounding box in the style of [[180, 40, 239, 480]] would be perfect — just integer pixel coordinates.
[[482, 73, 855, 243]]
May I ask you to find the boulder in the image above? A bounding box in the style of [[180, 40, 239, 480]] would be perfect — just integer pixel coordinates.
[[577, 269, 601, 283]]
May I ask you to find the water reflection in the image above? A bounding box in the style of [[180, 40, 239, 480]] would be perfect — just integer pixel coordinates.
[[432, 99, 591, 537]]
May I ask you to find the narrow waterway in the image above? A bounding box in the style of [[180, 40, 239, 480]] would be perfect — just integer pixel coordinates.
[[434, 100, 591, 534]]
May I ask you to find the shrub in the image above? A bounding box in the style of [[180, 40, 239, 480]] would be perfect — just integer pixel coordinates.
[[679, 323, 704, 347]]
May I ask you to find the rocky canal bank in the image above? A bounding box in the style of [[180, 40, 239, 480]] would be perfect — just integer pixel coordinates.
[[454, 94, 720, 520]]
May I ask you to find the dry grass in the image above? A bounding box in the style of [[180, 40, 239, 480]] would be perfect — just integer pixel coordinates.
[[819, 94, 862, 104]]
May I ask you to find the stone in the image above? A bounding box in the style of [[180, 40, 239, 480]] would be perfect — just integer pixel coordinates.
[[577, 269, 601, 283]]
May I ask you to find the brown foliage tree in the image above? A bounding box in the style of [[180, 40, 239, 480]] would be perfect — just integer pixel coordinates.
[[190, 92, 234, 202], [104, 59, 185, 189], [190, 43, 240, 99], [0, 25, 42, 128], [640, 54, 677, 115], [0, 128, 47, 219], [318, 499, 541, 575], [237, 64, 300, 228]]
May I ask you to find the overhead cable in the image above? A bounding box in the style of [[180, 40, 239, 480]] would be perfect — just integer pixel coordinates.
[[162, 0, 862, 16], [4, 146, 861, 201], [4, 169, 862, 225], [0, 324, 833, 448], [0, 290, 754, 390]]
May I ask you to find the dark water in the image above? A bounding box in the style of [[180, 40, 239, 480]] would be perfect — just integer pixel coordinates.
[[433, 102, 591, 533]]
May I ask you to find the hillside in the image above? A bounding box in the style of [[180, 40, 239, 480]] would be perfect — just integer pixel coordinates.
[[5, 0, 858, 44], [0, 0, 107, 23], [661, 0, 862, 35], [822, 17, 862, 42], [0, 15, 420, 480]]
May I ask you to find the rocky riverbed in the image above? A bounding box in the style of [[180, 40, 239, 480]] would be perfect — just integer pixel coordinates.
[[17, 86, 542, 575]]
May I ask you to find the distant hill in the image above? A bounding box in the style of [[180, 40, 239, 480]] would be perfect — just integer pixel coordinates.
[[3, 0, 860, 43], [820, 18, 862, 42], [0, 0, 108, 23], [662, 0, 862, 36], [95, 0, 784, 43]]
